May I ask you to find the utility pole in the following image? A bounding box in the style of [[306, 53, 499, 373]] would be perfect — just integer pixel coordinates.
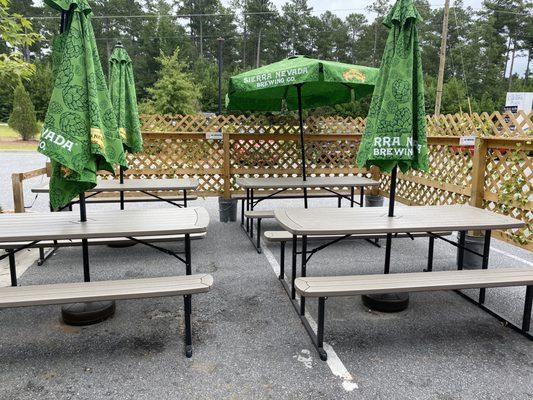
[[434, 0, 450, 116], [217, 37, 225, 115]]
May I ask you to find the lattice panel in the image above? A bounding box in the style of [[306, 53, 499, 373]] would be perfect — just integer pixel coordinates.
[[426, 111, 532, 138], [380, 141, 472, 205], [484, 146, 532, 247], [126, 134, 225, 194]]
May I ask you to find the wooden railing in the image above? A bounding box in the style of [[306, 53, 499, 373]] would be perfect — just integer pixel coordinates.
[[11, 112, 532, 249]]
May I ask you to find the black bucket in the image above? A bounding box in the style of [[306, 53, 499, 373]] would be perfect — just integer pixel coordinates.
[[365, 195, 384, 207], [457, 234, 485, 269], [218, 197, 237, 222]]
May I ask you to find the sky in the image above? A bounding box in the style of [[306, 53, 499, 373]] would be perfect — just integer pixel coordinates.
[[220, 0, 526, 76]]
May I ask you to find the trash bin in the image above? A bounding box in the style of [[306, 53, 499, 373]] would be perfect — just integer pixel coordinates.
[[457, 233, 484, 269], [365, 194, 384, 207], [218, 197, 237, 222]]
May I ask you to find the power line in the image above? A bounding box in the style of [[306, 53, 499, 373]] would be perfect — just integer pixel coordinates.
[[26, 5, 530, 21]]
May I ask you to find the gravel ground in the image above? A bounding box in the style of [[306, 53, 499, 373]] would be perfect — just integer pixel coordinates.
[[0, 152, 532, 399]]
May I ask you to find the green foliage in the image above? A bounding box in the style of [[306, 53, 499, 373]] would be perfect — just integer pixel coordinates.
[[8, 82, 38, 140], [25, 61, 54, 121], [145, 48, 201, 115], [0, 0, 40, 82]]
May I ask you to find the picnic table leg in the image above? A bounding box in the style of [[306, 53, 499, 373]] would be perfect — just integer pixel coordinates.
[[183, 189, 188, 208], [82, 239, 90, 282], [358, 187, 362, 208], [241, 198, 245, 226], [8, 250, 17, 286], [384, 233, 392, 274], [291, 235, 297, 299], [246, 189, 250, 232], [185, 234, 192, 275], [184, 294, 193, 357], [279, 242, 285, 280], [300, 235, 307, 316], [317, 297, 327, 360], [478, 230, 491, 304], [425, 236, 435, 272], [256, 218, 262, 253], [523, 286, 532, 332], [337, 195, 341, 208], [457, 231, 466, 270]]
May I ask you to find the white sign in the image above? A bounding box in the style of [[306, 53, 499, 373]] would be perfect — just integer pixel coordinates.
[[505, 92, 533, 113], [205, 132, 223, 140], [459, 136, 476, 146]]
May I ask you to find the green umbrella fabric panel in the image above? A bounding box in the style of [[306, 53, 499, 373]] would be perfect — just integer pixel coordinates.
[[227, 56, 379, 111], [356, 0, 429, 173]]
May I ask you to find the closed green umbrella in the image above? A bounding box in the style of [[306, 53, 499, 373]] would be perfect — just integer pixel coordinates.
[[109, 42, 142, 210], [37, 0, 126, 324], [355, 0, 429, 312], [227, 56, 379, 180], [109, 43, 143, 154], [38, 0, 126, 211]]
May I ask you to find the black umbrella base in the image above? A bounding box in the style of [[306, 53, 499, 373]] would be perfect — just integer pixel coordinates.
[[106, 242, 137, 248], [61, 301, 116, 326], [362, 293, 409, 313]]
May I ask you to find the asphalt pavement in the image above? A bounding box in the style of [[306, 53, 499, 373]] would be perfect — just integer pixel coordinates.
[[0, 152, 532, 399]]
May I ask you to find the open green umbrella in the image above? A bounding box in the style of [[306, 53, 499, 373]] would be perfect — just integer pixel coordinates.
[[355, 0, 429, 312], [38, 0, 126, 211], [109, 42, 142, 209], [227, 55, 379, 179]]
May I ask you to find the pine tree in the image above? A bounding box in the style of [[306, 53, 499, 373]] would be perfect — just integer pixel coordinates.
[[8, 83, 38, 140], [146, 48, 201, 115]]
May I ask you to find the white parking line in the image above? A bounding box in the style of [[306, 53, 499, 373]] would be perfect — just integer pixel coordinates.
[[262, 244, 358, 392], [491, 246, 533, 267]]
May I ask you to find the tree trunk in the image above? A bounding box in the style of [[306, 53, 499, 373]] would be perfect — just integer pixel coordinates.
[[199, 17, 204, 57], [525, 49, 531, 83], [508, 41, 516, 92], [256, 28, 262, 67]]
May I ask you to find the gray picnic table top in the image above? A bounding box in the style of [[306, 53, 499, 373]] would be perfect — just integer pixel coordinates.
[[32, 178, 199, 193], [274, 205, 524, 236], [0, 207, 209, 242], [235, 176, 379, 189]]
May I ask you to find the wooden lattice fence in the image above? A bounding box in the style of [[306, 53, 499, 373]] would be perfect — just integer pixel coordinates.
[[11, 112, 532, 250]]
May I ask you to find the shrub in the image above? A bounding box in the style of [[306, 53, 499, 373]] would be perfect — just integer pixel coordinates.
[[8, 83, 38, 140]]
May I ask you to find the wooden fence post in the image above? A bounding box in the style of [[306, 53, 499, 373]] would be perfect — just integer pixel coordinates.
[[370, 165, 381, 196], [11, 173, 25, 213], [222, 129, 231, 199], [470, 136, 488, 209]]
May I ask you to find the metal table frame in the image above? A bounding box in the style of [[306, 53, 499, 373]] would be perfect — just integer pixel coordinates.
[[238, 177, 379, 253]]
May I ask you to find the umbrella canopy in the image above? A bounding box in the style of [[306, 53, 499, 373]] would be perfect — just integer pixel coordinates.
[[109, 43, 143, 154], [38, 0, 126, 210], [227, 56, 379, 180], [226, 55, 379, 111], [356, 0, 428, 174]]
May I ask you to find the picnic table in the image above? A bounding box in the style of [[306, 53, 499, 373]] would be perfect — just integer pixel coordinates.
[[33, 178, 199, 210], [0, 207, 211, 356], [274, 204, 524, 311], [236, 176, 380, 252]]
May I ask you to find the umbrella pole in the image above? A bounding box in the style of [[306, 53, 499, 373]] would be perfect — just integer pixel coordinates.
[[296, 84, 308, 208], [119, 166, 125, 210], [388, 165, 397, 217]]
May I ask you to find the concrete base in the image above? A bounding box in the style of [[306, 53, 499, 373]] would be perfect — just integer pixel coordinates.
[[61, 301, 116, 326], [365, 195, 384, 207]]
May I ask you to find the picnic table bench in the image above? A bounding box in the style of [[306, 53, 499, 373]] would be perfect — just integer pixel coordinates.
[[236, 176, 380, 252], [33, 178, 199, 210], [295, 268, 533, 360], [0, 207, 211, 356], [0, 275, 213, 357]]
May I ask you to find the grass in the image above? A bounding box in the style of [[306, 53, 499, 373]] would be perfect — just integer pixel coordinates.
[[0, 123, 39, 151]]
